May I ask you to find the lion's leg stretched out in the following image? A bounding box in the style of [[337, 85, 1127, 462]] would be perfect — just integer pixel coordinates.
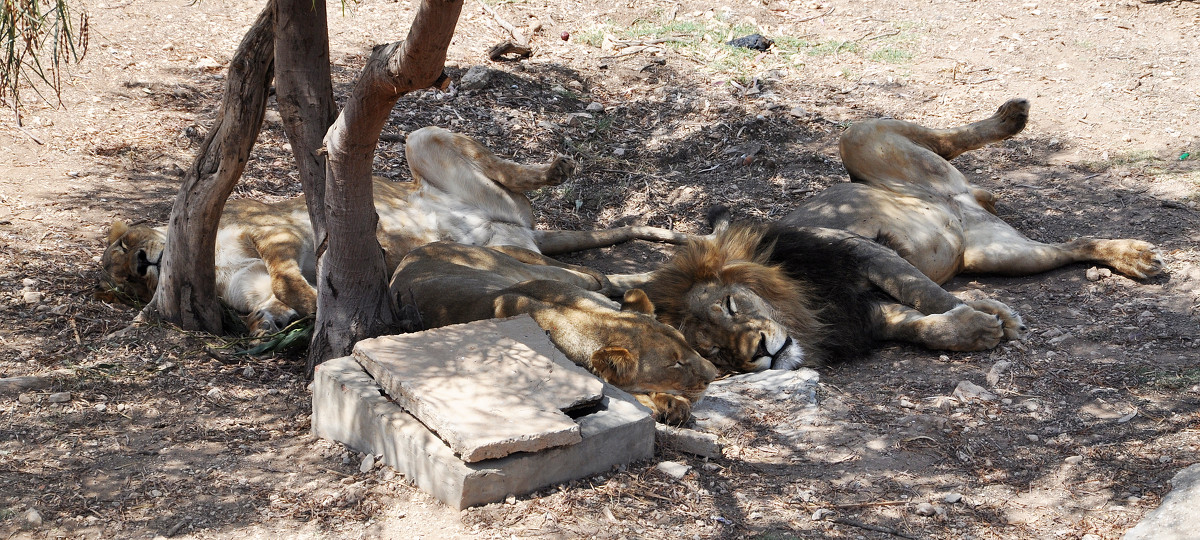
[[960, 211, 1164, 279], [404, 126, 689, 255]]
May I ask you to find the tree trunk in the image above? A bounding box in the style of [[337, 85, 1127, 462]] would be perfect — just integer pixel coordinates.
[[274, 0, 336, 253], [140, 1, 276, 333], [307, 0, 464, 373]]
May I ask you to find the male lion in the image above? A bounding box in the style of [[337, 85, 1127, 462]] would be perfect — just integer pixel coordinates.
[[100, 126, 687, 335], [388, 241, 720, 425], [642, 99, 1164, 372]]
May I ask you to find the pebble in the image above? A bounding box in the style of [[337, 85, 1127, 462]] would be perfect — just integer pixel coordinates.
[[94, 403, 107, 412], [18, 393, 34, 404], [811, 508, 833, 521], [242, 366, 256, 378], [22, 508, 42, 529], [206, 387, 223, 399], [47, 392, 71, 403], [899, 398, 917, 409], [1027, 434, 1040, 442], [656, 460, 691, 480], [21, 278, 37, 288], [1065, 455, 1084, 465], [914, 502, 938, 516], [585, 101, 605, 112], [459, 65, 492, 91], [22, 291, 45, 304], [613, 147, 626, 157], [359, 454, 376, 473], [944, 493, 963, 504]]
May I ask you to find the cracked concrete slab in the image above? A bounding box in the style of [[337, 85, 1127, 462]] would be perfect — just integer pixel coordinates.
[[352, 315, 604, 462], [312, 353, 654, 509]]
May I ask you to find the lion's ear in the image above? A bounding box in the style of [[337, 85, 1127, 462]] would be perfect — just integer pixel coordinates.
[[621, 289, 655, 314], [106, 221, 129, 245], [590, 346, 637, 386]]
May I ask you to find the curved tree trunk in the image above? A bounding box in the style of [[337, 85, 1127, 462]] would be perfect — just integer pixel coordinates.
[[140, 1, 276, 333], [307, 0, 463, 373], [274, 0, 335, 253]]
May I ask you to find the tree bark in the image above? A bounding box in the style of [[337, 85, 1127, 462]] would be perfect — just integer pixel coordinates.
[[274, 0, 336, 253], [307, 0, 463, 373], [140, 1, 276, 333]]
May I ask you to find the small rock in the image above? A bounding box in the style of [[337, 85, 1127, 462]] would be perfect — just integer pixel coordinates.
[[944, 493, 963, 504], [206, 387, 223, 399], [585, 102, 605, 112], [656, 460, 690, 480], [94, 403, 107, 412], [1086, 267, 1102, 281], [21, 278, 37, 288], [49, 304, 69, 315], [748, 511, 764, 520], [242, 366, 256, 378], [986, 360, 1011, 388], [1027, 434, 1040, 442], [952, 380, 997, 402], [505, 494, 517, 505], [359, 453, 376, 473], [459, 65, 492, 91], [613, 147, 626, 157], [47, 392, 71, 403], [788, 106, 807, 117], [22, 291, 45, 304], [151, 489, 163, 497], [914, 502, 938, 516], [1065, 455, 1084, 465], [18, 393, 34, 404], [898, 398, 917, 409], [22, 508, 42, 529], [811, 508, 833, 521]]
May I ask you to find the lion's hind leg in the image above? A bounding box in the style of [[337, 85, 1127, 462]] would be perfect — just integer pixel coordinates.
[[962, 215, 1164, 279], [920, 98, 1030, 160], [406, 126, 575, 194]]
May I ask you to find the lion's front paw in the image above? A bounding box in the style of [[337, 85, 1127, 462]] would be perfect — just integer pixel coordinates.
[[1099, 239, 1164, 279], [636, 392, 692, 426], [543, 155, 576, 186], [920, 304, 1005, 351], [246, 302, 299, 337], [966, 299, 1025, 341]]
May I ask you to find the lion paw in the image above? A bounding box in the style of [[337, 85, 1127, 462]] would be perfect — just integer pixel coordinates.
[[246, 302, 299, 337], [920, 304, 1006, 351], [543, 155, 577, 186], [636, 392, 692, 426], [1098, 239, 1164, 279], [966, 299, 1025, 341]]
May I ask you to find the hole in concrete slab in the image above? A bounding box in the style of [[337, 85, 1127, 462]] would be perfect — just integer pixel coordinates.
[[564, 398, 608, 420]]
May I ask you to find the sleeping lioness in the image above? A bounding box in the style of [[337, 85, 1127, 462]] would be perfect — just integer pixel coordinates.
[[388, 241, 720, 425], [100, 127, 688, 335], [640, 99, 1164, 372]]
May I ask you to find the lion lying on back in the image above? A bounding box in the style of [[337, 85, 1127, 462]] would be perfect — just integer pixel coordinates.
[[641, 99, 1164, 372], [100, 127, 687, 335], [388, 242, 719, 425]]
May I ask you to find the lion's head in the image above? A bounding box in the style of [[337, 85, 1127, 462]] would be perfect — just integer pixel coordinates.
[[644, 224, 825, 373], [495, 285, 720, 425], [99, 221, 165, 304]]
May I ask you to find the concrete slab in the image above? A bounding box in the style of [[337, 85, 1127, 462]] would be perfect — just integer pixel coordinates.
[[311, 355, 655, 510], [353, 315, 604, 462], [1124, 463, 1200, 540]]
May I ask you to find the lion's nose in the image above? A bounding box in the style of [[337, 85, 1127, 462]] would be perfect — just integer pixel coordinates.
[[754, 333, 770, 358]]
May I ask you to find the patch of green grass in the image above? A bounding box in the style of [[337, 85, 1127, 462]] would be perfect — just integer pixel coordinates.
[[808, 39, 858, 56], [1137, 367, 1200, 390], [869, 47, 914, 64]]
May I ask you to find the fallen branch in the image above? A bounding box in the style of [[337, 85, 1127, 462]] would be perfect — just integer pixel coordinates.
[[476, 0, 524, 44], [829, 516, 919, 539], [488, 41, 532, 61]]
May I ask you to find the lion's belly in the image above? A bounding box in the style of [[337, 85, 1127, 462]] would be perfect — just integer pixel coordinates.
[[214, 228, 276, 313], [408, 194, 539, 252], [782, 184, 967, 284]]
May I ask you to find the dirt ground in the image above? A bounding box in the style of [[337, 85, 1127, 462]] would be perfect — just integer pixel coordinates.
[[2, 0, 1199, 538]]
